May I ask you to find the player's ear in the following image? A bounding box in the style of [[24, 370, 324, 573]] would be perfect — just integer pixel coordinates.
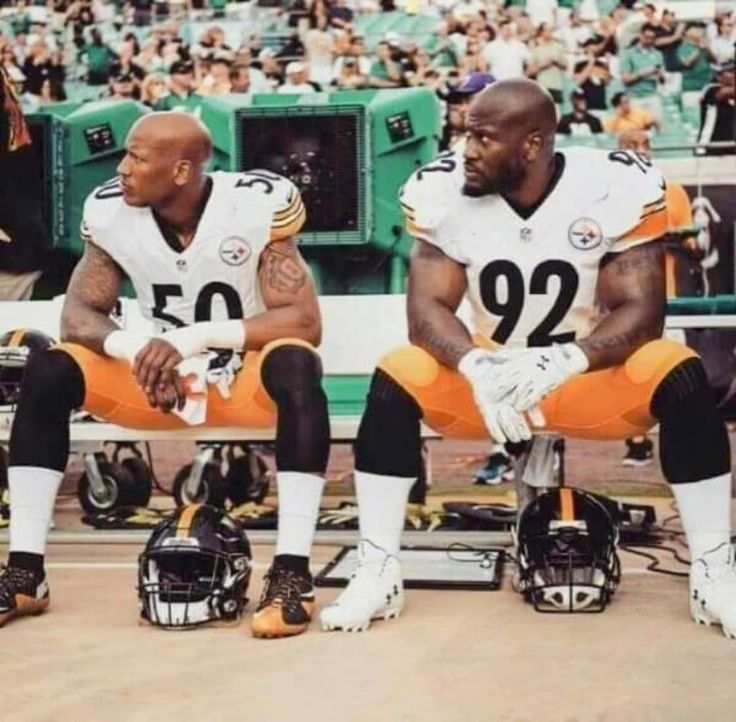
[[173, 159, 192, 186], [524, 131, 543, 162]]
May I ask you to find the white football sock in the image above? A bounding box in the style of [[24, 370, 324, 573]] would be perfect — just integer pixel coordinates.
[[9, 466, 63, 555], [275, 471, 325, 558], [671, 472, 732, 564], [355, 470, 415, 559]]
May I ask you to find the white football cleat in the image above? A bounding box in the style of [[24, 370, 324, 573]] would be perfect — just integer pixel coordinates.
[[320, 540, 404, 632], [690, 544, 736, 639]]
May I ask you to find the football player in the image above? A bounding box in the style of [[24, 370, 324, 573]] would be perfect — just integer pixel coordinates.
[[0, 112, 330, 639], [321, 80, 735, 637]]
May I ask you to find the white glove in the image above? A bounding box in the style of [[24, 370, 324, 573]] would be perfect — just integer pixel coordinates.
[[458, 347, 534, 443], [508, 343, 589, 415]]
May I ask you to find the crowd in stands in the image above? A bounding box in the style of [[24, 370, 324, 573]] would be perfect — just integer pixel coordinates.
[[0, 0, 733, 151]]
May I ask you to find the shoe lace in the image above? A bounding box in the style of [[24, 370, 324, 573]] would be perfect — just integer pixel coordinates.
[[0, 566, 36, 602], [258, 567, 308, 609]]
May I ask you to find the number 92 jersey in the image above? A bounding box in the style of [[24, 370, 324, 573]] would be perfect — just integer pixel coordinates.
[[400, 147, 667, 349], [81, 170, 305, 332]]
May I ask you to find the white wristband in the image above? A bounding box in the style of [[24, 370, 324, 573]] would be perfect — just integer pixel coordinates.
[[161, 320, 246, 359], [103, 330, 150, 365], [457, 347, 488, 379], [556, 342, 590, 375]]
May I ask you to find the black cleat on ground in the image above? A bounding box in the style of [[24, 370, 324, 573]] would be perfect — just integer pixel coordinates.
[[0, 565, 49, 627], [251, 565, 315, 638], [622, 438, 654, 468]]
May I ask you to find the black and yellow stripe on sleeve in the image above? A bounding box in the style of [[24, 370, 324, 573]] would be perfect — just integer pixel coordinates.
[[270, 192, 306, 242]]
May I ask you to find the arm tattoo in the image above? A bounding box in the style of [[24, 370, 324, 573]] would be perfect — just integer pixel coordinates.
[[411, 317, 474, 368], [60, 241, 123, 351], [261, 241, 307, 295]]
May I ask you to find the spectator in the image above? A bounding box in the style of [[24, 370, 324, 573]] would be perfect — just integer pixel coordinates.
[[107, 71, 136, 100], [619, 23, 664, 117], [80, 27, 116, 85], [135, 39, 166, 74], [229, 64, 251, 93], [233, 47, 271, 93], [482, 20, 529, 80], [459, 38, 489, 75], [334, 35, 371, 80], [303, 14, 335, 87], [5, 66, 38, 113], [278, 61, 319, 93], [654, 10, 684, 72], [140, 72, 167, 107], [527, 22, 567, 103], [21, 40, 55, 95], [335, 56, 368, 89], [711, 14, 735, 64], [109, 39, 146, 86], [557, 89, 604, 135], [154, 60, 203, 112], [573, 38, 611, 110], [604, 91, 660, 133], [697, 61, 735, 156], [199, 54, 232, 95], [369, 40, 402, 88], [328, 0, 354, 30], [258, 49, 285, 88], [442, 71, 495, 150], [677, 24, 717, 97], [558, 10, 593, 54]]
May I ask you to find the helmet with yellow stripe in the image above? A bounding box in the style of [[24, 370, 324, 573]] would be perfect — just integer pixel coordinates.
[[515, 487, 620, 613]]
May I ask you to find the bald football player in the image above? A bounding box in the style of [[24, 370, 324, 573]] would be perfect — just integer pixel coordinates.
[[2, 112, 330, 639], [321, 80, 735, 637]]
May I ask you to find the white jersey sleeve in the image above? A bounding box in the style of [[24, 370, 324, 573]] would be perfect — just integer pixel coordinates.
[[398, 151, 468, 263], [233, 170, 306, 243], [80, 177, 129, 262], [592, 150, 668, 253]]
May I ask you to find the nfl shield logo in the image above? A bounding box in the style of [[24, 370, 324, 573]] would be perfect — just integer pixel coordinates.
[[520, 227, 532, 243]]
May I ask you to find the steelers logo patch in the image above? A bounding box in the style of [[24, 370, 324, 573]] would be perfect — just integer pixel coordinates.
[[568, 217, 603, 251], [219, 236, 252, 266]]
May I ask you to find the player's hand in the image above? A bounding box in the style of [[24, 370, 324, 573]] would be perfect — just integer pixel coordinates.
[[458, 347, 532, 442], [146, 375, 187, 413], [481, 401, 534, 444], [506, 344, 589, 414], [133, 339, 184, 396]]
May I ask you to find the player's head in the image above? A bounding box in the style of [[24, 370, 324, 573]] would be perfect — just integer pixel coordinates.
[[617, 129, 651, 158], [117, 111, 212, 207], [462, 79, 557, 197]]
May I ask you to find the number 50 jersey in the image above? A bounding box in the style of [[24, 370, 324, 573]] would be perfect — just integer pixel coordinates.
[[81, 170, 306, 332], [400, 147, 667, 349]]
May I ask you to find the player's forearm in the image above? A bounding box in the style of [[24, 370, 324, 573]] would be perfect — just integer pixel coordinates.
[[577, 301, 664, 371], [60, 301, 120, 354], [244, 305, 321, 349], [408, 301, 475, 369]]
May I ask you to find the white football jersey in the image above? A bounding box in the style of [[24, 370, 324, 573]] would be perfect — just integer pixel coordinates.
[[81, 170, 306, 333], [400, 146, 667, 349]]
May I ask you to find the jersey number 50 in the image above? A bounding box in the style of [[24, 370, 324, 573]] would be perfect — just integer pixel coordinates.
[[479, 259, 579, 346]]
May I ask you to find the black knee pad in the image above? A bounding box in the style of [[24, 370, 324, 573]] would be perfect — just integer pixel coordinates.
[[651, 357, 730, 484], [355, 369, 422, 477], [10, 350, 84, 469], [16, 349, 84, 415], [260, 345, 329, 473], [261, 344, 323, 398]]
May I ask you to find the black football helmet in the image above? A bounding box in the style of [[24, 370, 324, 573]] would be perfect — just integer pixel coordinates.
[[0, 328, 55, 407], [138, 504, 252, 629], [515, 487, 621, 613]]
